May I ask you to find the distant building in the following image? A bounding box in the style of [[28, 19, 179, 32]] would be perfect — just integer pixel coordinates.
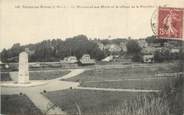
[[63, 56, 78, 64], [102, 55, 113, 62], [79, 54, 95, 65], [108, 44, 121, 52], [170, 48, 180, 53], [143, 54, 154, 63]]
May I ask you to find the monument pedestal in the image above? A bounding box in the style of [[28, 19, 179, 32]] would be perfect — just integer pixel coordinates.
[[17, 81, 31, 84]]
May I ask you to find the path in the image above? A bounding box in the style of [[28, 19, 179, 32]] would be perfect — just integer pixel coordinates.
[[25, 92, 64, 114], [53, 69, 86, 80]]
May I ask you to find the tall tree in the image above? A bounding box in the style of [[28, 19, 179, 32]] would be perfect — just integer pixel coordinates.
[[126, 40, 142, 54]]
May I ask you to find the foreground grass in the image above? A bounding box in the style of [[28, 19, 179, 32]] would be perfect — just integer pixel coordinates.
[[83, 95, 171, 115], [44, 83, 183, 115], [44, 89, 151, 114], [98, 76, 184, 115], [1, 94, 42, 115]]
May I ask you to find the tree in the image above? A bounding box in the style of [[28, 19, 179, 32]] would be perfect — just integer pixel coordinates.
[[126, 40, 142, 54], [1, 49, 8, 62], [154, 48, 171, 62], [145, 35, 167, 46], [9, 43, 23, 58], [63, 35, 105, 60], [0, 35, 106, 62]]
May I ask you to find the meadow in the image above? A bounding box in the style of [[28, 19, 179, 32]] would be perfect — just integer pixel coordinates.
[[80, 78, 176, 90], [66, 63, 178, 82], [44, 89, 151, 115], [48, 62, 182, 115], [29, 70, 70, 80], [0, 70, 70, 81], [1, 94, 42, 115]]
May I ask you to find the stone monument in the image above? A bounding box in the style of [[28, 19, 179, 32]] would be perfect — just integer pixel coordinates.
[[18, 52, 30, 84]]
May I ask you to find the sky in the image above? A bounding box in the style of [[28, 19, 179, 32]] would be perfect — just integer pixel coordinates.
[[0, 0, 184, 50]]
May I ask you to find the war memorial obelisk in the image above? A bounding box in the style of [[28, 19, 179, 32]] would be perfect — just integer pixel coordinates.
[[18, 52, 30, 84]]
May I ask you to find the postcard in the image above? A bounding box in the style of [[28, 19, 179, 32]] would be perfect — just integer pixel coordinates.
[[0, 0, 184, 115]]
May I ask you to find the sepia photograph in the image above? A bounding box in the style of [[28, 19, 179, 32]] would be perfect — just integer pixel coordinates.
[[0, 0, 184, 115]]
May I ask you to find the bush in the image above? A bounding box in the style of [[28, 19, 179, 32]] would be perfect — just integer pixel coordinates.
[[132, 54, 143, 62], [154, 48, 183, 62]]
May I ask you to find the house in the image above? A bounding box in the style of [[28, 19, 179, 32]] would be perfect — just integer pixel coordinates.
[[143, 54, 154, 63], [79, 54, 95, 65], [102, 55, 113, 62], [108, 44, 121, 52], [170, 48, 180, 53], [63, 56, 78, 64]]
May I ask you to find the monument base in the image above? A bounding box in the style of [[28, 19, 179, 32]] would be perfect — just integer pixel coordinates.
[[17, 81, 31, 84]]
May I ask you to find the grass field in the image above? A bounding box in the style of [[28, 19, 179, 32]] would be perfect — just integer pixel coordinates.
[[1, 62, 182, 115], [80, 78, 176, 90], [43, 62, 183, 115], [0, 70, 70, 81], [44, 77, 183, 115], [0, 72, 12, 81], [66, 63, 178, 82], [44, 89, 151, 114], [1, 94, 42, 115], [29, 70, 70, 80]]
